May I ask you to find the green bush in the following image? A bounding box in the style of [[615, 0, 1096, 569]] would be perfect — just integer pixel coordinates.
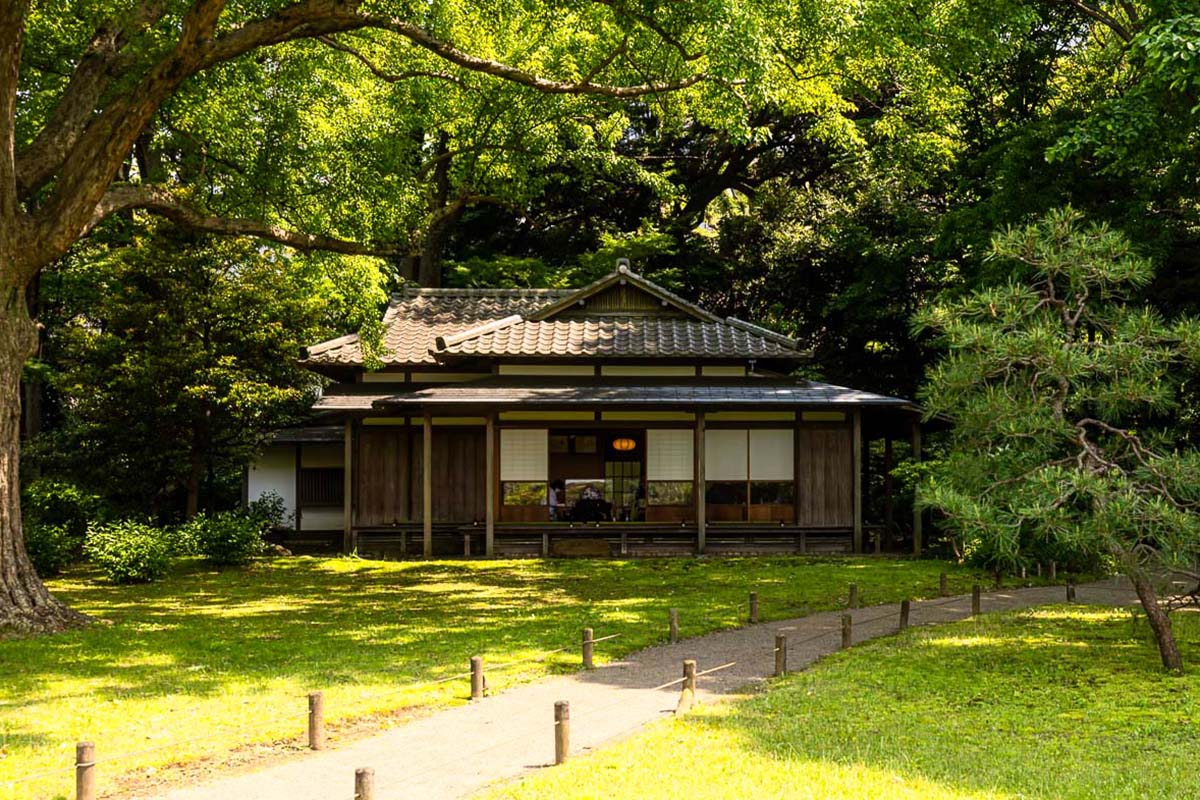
[[247, 491, 291, 530], [24, 523, 80, 577], [22, 478, 107, 539], [84, 520, 172, 583], [189, 511, 265, 566]]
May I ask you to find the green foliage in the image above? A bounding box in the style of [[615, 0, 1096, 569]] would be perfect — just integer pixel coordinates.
[[183, 511, 266, 566], [918, 208, 1200, 580], [481, 607, 1200, 800], [83, 521, 173, 584], [246, 491, 291, 531], [23, 523, 80, 578], [21, 478, 107, 539]]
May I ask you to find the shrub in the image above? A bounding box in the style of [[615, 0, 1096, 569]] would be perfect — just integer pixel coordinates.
[[190, 511, 265, 566], [24, 523, 80, 577], [247, 491, 291, 531], [84, 520, 173, 583], [22, 478, 107, 539]]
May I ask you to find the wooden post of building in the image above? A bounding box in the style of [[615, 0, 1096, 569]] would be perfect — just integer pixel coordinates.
[[554, 701, 570, 765], [972, 584, 981, 616], [774, 633, 787, 677], [582, 628, 594, 669], [841, 614, 852, 649], [342, 420, 353, 553], [75, 742, 95, 800], [354, 767, 374, 800], [470, 656, 484, 701], [911, 421, 923, 555], [669, 608, 679, 644], [749, 591, 759, 624], [695, 412, 706, 555], [852, 409, 863, 554], [899, 599, 911, 631], [422, 412, 433, 558], [308, 691, 325, 750], [485, 414, 496, 556]]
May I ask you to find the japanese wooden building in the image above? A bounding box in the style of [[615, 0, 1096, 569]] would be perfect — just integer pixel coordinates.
[[248, 262, 924, 558]]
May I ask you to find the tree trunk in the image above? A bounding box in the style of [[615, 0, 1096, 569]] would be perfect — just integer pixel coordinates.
[[0, 293, 89, 634], [1129, 570, 1183, 672]]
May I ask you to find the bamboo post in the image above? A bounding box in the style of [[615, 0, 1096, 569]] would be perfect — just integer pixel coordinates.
[[470, 656, 484, 701], [669, 608, 679, 644], [774, 633, 787, 677], [899, 599, 911, 631], [841, 614, 852, 649], [972, 584, 981, 616], [554, 701, 570, 765], [355, 767, 374, 800], [939, 572, 948, 597], [75, 742, 95, 800], [749, 592, 759, 624], [848, 583, 859, 609], [308, 691, 325, 750], [582, 628, 594, 669]]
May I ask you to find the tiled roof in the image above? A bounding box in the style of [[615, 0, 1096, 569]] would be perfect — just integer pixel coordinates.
[[438, 317, 801, 359], [311, 378, 911, 410], [304, 287, 570, 366]]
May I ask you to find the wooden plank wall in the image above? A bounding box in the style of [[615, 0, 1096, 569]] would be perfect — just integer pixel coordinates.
[[796, 424, 854, 527], [357, 426, 487, 525]]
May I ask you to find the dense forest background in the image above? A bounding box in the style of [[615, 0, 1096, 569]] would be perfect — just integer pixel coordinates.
[[23, 0, 1199, 522]]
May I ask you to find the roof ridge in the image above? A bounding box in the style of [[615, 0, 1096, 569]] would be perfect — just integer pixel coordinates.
[[394, 287, 572, 299]]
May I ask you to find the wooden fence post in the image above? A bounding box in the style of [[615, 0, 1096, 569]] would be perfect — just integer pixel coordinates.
[[1067, 580, 1076, 603], [355, 767, 374, 800], [1049, 560, 1057, 581], [554, 701, 570, 765], [848, 583, 859, 609], [774, 633, 787, 677], [582, 628, 594, 669], [749, 592, 759, 624], [75, 742, 95, 800], [683, 659, 697, 693], [471, 656, 484, 701], [841, 614, 852, 649], [939, 572, 948, 597], [669, 608, 679, 644], [899, 599, 911, 631], [308, 691, 325, 750], [972, 584, 981, 616]]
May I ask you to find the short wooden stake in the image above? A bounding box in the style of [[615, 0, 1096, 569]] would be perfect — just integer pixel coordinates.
[[939, 572, 949, 597], [749, 592, 759, 624], [1021, 565, 1027, 580], [308, 691, 325, 750], [470, 655, 484, 701], [1067, 580, 1076, 603], [899, 599, 911, 631], [554, 701, 570, 765], [841, 614, 852, 649], [971, 584, 981, 616], [75, 742, 95, 800], [355, 767, 374, 800], [582, 628, 594, 669], [848, 583, 859, 609], [669, 608, 679, 644], [683, 659, 697, 693], [1049, 560, 1057, 581], [1036, 562, 1042, 577], [774, 633, 787, 677]]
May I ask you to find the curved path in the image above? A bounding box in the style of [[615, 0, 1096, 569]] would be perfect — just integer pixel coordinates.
[[144, 577, 1135, 800]]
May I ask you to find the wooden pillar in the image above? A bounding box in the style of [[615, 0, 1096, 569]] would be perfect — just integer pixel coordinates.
[[694, 411, 706, 555], [852, 409, 863, 554], [485, 414, 496, 556], [883, 436, 895, 532], [294, 442, 303, 533], [342, 419, 353, 553], [422, 412, 433, 558], [911, 420, 923, 556]]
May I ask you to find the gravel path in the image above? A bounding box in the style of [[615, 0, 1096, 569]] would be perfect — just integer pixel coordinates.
[[145, 577, 1136, 800]]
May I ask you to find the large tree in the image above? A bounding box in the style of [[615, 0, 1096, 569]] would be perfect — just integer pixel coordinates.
[[0, 0, 811, 633], [918, 208, 1200, 672]]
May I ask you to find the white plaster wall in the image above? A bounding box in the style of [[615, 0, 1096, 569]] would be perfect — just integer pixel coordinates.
[[299, 508, 343, 531], [248, 445, 296, 523]]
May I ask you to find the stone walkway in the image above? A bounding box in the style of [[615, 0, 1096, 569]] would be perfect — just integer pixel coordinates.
[[145, 577, 1136, 800]]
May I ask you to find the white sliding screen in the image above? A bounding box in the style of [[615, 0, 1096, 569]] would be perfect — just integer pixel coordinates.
[[704, 429, 749, 480], [749, 430, 794, 480], [647, 429, 693, 480], [500, 429, 548, 480]]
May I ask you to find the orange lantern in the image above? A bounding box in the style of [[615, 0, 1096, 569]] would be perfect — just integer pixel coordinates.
[[612, 437, 637, 452]]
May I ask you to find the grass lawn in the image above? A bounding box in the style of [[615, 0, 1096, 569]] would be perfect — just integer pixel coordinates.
[[485, 605, 1200, 800], [0, 555, 989, 799]]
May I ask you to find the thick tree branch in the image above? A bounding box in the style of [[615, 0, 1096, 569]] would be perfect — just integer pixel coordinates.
[[315, 35, 468, 88], [1054, 0, 1133, 43], [90, 185, 407, 257]]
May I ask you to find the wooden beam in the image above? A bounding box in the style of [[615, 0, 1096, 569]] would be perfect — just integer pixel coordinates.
[[852, 409, 863, 554], [911, 420, 923, 556], [342, 419, 353, 554], [423, 412, 433, 558], [695, 411, 706, 554], [485, 413, 495, 556]]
